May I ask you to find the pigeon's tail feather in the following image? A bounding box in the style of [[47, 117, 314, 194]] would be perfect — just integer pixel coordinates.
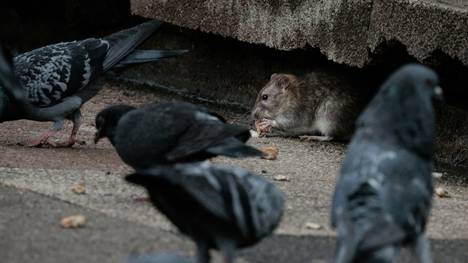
[[206, 137, 263, 158], [102, 20, 162, 71], [114, 49, 189, 68]]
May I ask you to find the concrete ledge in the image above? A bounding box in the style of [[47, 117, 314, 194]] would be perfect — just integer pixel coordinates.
[[131, 0, 468, 67]]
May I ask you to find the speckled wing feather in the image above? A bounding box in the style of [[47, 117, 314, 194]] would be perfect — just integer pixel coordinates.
[[12, 20, 162, 108], [0, 47, 83, 122], [14, 40, 108, 107]]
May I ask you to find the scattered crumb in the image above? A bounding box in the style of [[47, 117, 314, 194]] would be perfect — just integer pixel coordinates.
[[70, 184, 86, 195], [273, 175, 290, 182], [435, 187, 451, 198], [305, 222, 323, 230], [261, 146, 279, 160], [250, 130, 259, 138], [432, 172, 444, 179], [60, 214, 86, 228]]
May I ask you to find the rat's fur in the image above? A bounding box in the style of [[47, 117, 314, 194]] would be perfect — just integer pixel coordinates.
[[251, 70, 363, 141]]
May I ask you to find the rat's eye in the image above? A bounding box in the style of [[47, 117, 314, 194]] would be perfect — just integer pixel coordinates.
[[262, 94, 268, 100]]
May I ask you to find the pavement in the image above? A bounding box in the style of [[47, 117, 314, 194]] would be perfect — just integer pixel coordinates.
[[0, 82, 467, 262]]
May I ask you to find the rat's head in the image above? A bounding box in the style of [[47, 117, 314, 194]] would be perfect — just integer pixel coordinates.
[[94, 104, 136, 145], [251, 73, 299, 121]]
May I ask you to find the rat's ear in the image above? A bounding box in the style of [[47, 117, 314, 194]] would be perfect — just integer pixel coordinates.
[[278, 74, 297, 92], [270, 73, 278, 79]]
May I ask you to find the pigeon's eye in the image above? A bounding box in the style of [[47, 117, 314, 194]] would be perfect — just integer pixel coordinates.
[[262, 94, 268, 101]]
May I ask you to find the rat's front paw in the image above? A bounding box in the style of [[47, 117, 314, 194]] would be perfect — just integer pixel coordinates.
[[255, 119, 275, 136]]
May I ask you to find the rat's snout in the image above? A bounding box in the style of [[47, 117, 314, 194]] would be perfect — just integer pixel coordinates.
[[251, 105, 262, 121], [251, 110, 259, 120]]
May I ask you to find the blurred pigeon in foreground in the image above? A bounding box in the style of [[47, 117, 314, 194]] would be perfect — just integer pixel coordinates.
[[0, 20, 187, 147], [94, 101, 263, 168], [126, 162, 284, 263], [331, 64, 442, 263], [127, 252, 192, 263]]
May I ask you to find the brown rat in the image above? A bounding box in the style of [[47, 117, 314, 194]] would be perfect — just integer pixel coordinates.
[[251, 70, 364, 141]]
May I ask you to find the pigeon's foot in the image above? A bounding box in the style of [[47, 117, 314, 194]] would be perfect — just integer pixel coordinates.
[[19, 130, 59, 147], [43, 138, 76, 148], [299, 135, 334, 142], [23, 137, 84, 148]]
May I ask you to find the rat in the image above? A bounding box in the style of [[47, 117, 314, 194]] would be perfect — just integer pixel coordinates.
[[251, 70, 364, 141]]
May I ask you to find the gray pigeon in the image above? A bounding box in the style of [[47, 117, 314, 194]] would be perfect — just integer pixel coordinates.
[[126, 253, 192, 263], [94, 101, 263, 168], [331, 64, 443, 263], [0, 20, 187, 147], [125, 162, 284, 263]]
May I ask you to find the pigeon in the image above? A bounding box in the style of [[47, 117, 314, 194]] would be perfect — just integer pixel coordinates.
[[126, 253, 192, 263], [0, 20, 187, 147], [94, 101, 263, 168], [331, 64, 443, 263], [125, 162, 284, 263]]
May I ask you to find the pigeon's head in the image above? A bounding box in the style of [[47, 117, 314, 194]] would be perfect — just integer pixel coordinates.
[[383, 64, 442, 102], [357, 64, 442, 157], [94, 104, 136, 144]]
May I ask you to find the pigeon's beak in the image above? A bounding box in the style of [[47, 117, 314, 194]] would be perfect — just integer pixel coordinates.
[[94, 130, 103, 144], [433, 86, 444, 101]]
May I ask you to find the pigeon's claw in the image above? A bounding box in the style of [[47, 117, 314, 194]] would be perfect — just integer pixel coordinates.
[[20, 129, 60, 147]]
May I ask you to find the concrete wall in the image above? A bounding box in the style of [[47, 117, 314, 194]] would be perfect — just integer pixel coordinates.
[[131, 0, 468, 68]]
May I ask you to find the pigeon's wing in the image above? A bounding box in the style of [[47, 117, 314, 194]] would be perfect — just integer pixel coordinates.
[[379, 151, 433, 238], [131, 165, 233, 222], [166, 111, 260, 161], [13, 20, 162, 108], [234, 169, 284, 239], [333, 142, 432, 253], [114, 107, 193, 166], [0, 47, 83, 122], [14, 39, 109, 107], [170, 166, 233, 222]]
